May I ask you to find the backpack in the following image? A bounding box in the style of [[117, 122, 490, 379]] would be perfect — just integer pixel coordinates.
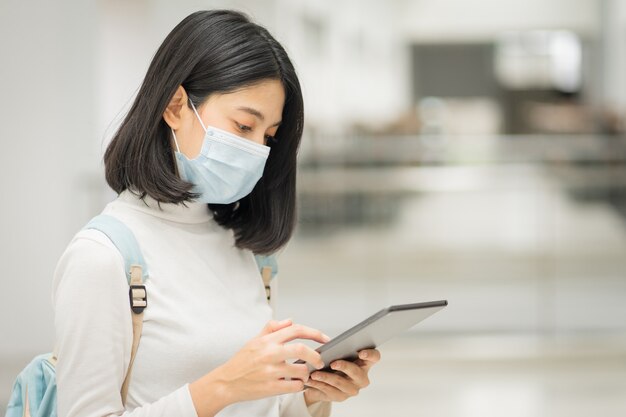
[[4, 214, 277, 417]]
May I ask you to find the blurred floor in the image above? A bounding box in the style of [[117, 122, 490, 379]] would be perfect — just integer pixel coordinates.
[[328, 333, 626, 417]]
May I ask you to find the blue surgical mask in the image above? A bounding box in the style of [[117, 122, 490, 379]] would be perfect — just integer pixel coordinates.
[[171, 100, 270, 204]]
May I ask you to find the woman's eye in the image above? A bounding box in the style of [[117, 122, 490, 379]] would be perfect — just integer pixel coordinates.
[[237, 123, 252, 132]]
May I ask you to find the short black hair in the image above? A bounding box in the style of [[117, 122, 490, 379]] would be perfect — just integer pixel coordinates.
[[104, 10, 304, 255]]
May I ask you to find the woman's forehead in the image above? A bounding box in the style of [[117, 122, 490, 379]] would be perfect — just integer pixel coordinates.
[[203, 80, 285, 120]]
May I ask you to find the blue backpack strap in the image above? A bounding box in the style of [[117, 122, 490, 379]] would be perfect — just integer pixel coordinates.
[[82, 214, 149, 284], [81, 213, 148, 404], [254, 254, 278, 279], [255, 254, 278, 302]]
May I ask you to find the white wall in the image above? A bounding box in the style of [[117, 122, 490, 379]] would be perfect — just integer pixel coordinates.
[[0, 0, 100, 356], [600, 0, 626, 112], [273, 0, 412, 133], [401, 0, 600, 42]]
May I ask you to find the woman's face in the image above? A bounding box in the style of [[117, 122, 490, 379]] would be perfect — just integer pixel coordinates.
[[165, 79, 285, 159]]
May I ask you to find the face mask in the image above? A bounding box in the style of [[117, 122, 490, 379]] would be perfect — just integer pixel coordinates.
[[171, 100, 270, 204]]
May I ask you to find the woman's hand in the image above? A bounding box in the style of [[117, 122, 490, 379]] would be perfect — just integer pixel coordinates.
[[189, 319, 330, 417], [303, 348, 381, 406]]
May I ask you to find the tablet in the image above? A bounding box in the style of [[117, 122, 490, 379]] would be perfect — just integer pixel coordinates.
[[294, 300, 448, 374]]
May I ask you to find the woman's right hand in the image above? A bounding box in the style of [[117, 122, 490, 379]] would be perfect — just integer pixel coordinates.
[[189, 319, 330, 417]]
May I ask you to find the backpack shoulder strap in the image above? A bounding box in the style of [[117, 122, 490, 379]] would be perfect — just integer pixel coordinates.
[[254, 254, 278, 302], [83, 214, 149, 284], [82, 213, 148, 407]]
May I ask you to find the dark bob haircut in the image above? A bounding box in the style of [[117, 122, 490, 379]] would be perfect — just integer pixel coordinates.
[[104, 10, 304, 255]]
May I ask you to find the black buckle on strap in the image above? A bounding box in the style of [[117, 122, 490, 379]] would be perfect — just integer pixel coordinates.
[[129, 284, 148, 314]]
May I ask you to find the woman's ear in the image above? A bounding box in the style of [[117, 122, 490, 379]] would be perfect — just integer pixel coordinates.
[[163, 85, 188, 129]]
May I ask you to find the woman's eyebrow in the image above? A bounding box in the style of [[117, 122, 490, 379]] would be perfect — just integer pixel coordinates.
[[237, 106, 281, 127]]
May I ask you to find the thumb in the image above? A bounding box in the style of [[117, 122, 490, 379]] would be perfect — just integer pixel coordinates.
[[259, 318, 292, 336]]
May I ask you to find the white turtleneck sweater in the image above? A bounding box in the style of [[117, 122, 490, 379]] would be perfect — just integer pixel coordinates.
[[51, 190, 331, 417]]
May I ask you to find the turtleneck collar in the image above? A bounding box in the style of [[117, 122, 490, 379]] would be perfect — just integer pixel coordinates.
[[114, 189, 213, 224]]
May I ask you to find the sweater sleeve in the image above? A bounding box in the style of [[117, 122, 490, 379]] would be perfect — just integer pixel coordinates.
[[51, 230, 199, 417], [279, 392, 332, 417]]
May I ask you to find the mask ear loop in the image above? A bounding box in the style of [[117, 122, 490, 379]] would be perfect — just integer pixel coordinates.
[[188, 98, 208, 132], [170, 97, 205, 154], [171, 129, 181, 153]]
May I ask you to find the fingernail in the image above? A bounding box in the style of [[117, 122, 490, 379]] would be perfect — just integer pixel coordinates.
[[360, 351, 368, 359], [322, 333, 331, 342]]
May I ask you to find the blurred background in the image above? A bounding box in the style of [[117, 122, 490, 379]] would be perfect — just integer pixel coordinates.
[[1, 0, 626, 416]]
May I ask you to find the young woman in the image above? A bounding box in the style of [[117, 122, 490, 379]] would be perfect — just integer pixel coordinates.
[[52, 10, 380, 417]]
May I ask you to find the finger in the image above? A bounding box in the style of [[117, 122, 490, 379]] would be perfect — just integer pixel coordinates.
[[358, 349, 381, 363], [352, 358, 373, 372], [301, 384, 325, 403], [281, 343, 325, 370], [310, 371, 359, 396], [273, 378, 306, 394], [305, 379, 351, 402], [267, 323, 331, 345], [330, 360, 369, 387], [258, 318, 293, 337], [275, 362, 311, 382]]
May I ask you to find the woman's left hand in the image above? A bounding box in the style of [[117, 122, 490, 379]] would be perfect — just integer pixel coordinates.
[[303, 348, 381, 406]]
